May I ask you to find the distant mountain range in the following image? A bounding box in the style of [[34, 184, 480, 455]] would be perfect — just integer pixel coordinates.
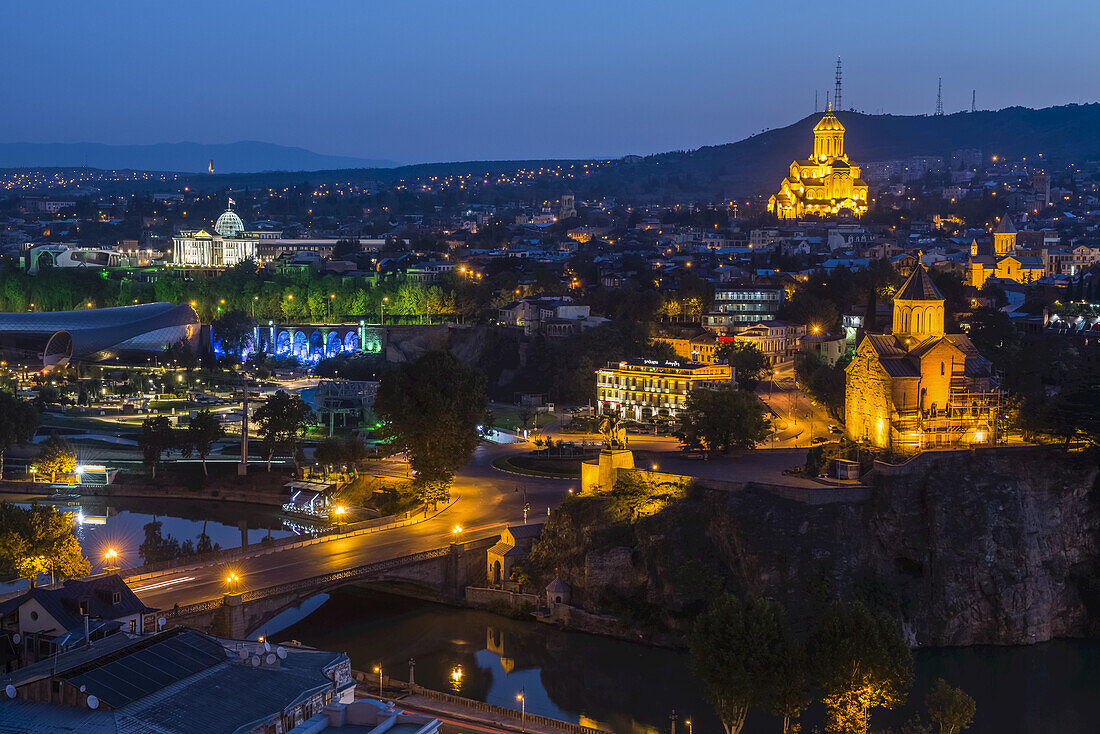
[[4, 104, 1100, 195], [579, 103, 1100, 199], [0, 141, 396, 173]]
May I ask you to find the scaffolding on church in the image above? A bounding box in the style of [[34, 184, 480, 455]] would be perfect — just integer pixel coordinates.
[[889, 381, 1004, 451]]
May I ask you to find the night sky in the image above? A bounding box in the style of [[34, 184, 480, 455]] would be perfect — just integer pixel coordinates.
[[5, 1, 1096, 163]]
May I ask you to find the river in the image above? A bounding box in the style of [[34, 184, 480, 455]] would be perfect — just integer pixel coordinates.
[[273, 588, 1100, 734], [0, 495, 304, 593]]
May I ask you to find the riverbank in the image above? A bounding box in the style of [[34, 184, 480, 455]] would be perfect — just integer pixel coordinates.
[[278, 587, 1100, 734]]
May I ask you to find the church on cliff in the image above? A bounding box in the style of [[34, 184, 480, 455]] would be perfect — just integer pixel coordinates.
[[768, 109, 869, 219], [844, 263, 1002, 451]]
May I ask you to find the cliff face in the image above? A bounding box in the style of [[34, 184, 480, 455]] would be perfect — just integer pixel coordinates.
[[528, 449, 1100, 647]]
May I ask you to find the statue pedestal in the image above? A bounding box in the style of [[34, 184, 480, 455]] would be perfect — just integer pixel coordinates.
[[581, 449, 634, 494]]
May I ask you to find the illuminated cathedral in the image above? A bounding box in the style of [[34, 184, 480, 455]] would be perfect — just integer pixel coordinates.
[[768, 110, 869, 219], [844, 263, 1001, 451]]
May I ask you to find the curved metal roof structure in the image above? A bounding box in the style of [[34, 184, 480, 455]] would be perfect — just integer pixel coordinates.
[[214, 209, 245, 237], [0, 302, 200, 368]]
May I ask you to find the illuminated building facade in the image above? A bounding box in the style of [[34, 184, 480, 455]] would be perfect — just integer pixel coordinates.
[[596, 358, 734, 421], [172, 203, 343, 268], [845, 264, 1000, 450], [768, 111, 869, 219], [967, 216, 1045, 288]]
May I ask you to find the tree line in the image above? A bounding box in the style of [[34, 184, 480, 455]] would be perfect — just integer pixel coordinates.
[[692, 594, 976, 734]]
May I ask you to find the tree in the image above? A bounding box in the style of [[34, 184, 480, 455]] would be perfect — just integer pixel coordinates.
[[139, 416, 177, 480], [253, 390, 315, 470], [769, 634, 811, 734], [412, 475, 452, 510], [925, 678, 976, 734], [0, 502, 90, 586], [0, 391, 38, 480], [690, 594, 784, 734], [374, 351, 487, 492], [211, 309, 256, 359], [716, 341, 770, 389], [185, 410, 225, 476], [809, 600, 914, 734], [31, 434, 76, 482], [138, 519, 182, 563], [677, 386, 771, 454]]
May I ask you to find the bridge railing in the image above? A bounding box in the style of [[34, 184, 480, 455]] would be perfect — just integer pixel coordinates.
[[162, 547, 453, 620]]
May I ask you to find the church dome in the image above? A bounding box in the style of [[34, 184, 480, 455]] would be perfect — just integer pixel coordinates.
[[813, 112, 845, 132], [214, 209, 245, 237]]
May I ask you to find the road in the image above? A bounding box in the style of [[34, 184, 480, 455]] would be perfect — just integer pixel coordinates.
[[132, 440, 567, 612]]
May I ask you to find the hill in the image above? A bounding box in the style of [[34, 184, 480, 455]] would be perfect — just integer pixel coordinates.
[[0, 140, 396, 173], [577, 103, 1100, 200]]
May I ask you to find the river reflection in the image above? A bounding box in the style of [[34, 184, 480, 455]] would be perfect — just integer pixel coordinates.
[[278, 588, 1100, 734], [2, 495, 303, 592]]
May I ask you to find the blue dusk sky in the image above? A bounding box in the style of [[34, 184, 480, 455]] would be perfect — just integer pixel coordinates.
[[3, 1, 1096, 164]]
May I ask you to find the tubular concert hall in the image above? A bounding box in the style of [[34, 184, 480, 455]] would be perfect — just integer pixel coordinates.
[[0, 303, 200, 368]]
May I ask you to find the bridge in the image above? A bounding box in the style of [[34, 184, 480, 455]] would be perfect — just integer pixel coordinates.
[[155, 538, 497, 640], [126, 441, 569, 639]]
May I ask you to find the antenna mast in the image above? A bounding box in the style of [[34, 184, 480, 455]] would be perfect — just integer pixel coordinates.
[[834, 57, 843, 111], [935, 78, 944, 116], [971, 89, 976, 113]]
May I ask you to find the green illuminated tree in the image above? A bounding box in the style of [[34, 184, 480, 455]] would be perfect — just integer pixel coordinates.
[[374, 351, 487, 497], [676, 386, 771, 454], [0, 502, 90, 586], [809, 600, 914, 734], [31, 434, 76, 483], [0, 390, 39, 480], [690, 594, 784, 734], [925, 678, 976, 734]]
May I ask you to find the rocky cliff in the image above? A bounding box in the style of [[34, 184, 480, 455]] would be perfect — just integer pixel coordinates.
[[527, 448, 1100, 647]]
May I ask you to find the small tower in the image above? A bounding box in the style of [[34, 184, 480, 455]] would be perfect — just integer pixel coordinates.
[[935, 78, 944, 116], [558, 191, 576, 220], [892, 263, 945, 345], [992, 216, 1017, 256]]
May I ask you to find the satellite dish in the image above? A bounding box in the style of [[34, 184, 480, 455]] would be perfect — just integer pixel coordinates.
[[79, 685, 87, 692], [263, 641, 271, 652], [87, 695, 99, 710], [11, 633, 20, 644], [265, 653, 276, 665], [238, 649, 248, 660], [251, 656, 260, 667], [157, 617, 166, 630], [276, 647, 287, 660], [5, 684, 15, 698]]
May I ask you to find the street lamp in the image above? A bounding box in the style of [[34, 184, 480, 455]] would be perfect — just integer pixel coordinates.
[[329, 293, 336, 323], [452, 525, 462, 543], [685, 720, 692, 734], [517, 690, 526, 732], [380, 296, 388, 325], [103, 548, 119, 573], [373, 664, 383, 699], [225, 572, 241, 592], [251, 295, 259, 319]]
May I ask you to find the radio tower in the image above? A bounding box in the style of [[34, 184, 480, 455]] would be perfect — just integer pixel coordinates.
[[935, 78, 944, 116], [971, 89, 976, 113], [834, 57, 843, 111]]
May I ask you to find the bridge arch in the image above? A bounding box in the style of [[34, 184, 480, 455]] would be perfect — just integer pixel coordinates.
[[343, 331, 359, 353], [292, 331, 307, 359]]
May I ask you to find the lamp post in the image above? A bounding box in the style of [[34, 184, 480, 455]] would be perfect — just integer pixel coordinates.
[[685, 719, 692, 734], [373, 664, 383, 699], [516, 690, 526, 733], [251, 295, 258, 319], [103, 548, 119, 573], [380, 296, 388, 325]]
